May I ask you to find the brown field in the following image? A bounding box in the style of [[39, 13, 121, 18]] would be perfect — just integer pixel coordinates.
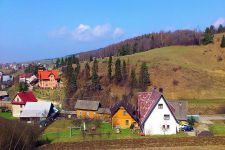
[[38, 136, 225, 150]]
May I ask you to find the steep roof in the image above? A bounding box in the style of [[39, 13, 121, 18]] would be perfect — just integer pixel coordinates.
[[12, 91, 37, 105], [137, 89, 162, 123], [20, 102, 54, 118], [110, 100, 139, 123], [38, 70, 59, 80], [75, 100, 100, 111], [168, 100, 187, 120], [19, 73, 33, 78], [138, 89, 178, 125]]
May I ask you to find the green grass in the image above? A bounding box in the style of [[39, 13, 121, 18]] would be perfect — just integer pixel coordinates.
[[209, 121, 225, 136], [42, 119, 188, 143], [0, 112, 16, 120]]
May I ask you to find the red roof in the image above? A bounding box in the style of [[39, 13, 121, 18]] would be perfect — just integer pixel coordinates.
[[19, 73, 33, 78], [38, 70, 59, 80], [11, 91, 37, 105], [137, 89, 162, 123]]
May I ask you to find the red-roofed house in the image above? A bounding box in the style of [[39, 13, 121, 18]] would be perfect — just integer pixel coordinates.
[[11, 91, 38, 117], [138, 89, 179, 135], [38, 70, 59, 89]]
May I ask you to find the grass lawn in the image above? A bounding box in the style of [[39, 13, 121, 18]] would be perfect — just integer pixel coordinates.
[[209, 120, 225, 136], [0, 112, 16, 120], [42, 119, 188, 143]]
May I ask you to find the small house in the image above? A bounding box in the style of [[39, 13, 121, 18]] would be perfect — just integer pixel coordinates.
[[168, 100, 187, 121], [111, 100, 139, 129], [19, 73, 37, 84], [38, 70, 59, 89], [138, 89, 179, 135], [20, 102, 58, 124], [75, 100, 110, 120], [0, 91, 9, 101], [11, 91, 37, 117]]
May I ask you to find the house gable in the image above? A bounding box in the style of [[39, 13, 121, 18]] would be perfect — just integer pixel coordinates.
[[112, 106, 138, 128], [142, 96, 178, 135]]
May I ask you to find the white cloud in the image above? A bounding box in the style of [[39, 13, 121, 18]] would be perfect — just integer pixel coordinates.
[[92, 24, 111, 37], [213, 17, 225, 28], [48, 23, 124, 42], [113, 27, 124, 38]]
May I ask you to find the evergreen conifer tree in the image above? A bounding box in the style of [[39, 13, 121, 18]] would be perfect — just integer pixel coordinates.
[[107, 56, 112, 81], [139, 62, 150, 91], [115, 58, 122, 83], [221, 35, 225, 48]]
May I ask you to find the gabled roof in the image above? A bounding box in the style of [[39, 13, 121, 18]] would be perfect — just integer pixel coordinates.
[[141, 95, 179, 126], [168, 100, 187, 120], [12, 91, 37, 105], [138, 89, 178, 126], [19, 73, 33, 78], [137, 89, 162, 123], [20, 102, 54, 118], [110, 100, 139, 123], [38, 70, 59, 80], [75, 100, 100, 111]]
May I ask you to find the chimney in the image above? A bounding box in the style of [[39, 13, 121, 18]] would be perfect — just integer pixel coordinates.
[[159, 87, 163, 93]]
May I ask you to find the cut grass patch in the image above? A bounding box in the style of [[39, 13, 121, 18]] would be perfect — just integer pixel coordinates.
[[209, 120, 225, 136], [0, 112, 16, 120]]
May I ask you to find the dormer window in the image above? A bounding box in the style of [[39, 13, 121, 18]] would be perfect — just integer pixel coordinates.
[[158, 104, 163, 109]]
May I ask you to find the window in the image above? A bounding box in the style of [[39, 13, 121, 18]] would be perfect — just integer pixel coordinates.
[[162, 125, 170, 129], [167, 125, 170, 129], [20, 105, 23, 108], [87, 112, 90, 117], [164, 114, 170, 120], [158, 104, 163, 109], [125, 120, 129, 125], [17, 98, 20, 102], [123, 111, 126, 116]]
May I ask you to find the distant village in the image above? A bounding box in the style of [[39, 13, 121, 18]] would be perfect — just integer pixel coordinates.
[[0, 60, 193, 136]]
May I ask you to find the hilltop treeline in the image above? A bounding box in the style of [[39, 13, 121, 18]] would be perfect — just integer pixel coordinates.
[[79, 30, 202, 60]]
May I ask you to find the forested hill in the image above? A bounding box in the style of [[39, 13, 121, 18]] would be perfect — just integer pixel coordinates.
[[78, 30, 203, 60]]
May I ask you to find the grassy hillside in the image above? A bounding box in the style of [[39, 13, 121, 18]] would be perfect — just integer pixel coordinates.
[[96, 33, 225, 100]]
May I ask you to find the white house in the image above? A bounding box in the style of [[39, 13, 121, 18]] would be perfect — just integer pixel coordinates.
[[19, 73, 37, 84], [11, 91, 38, 117], [138, 89, 179, 135]]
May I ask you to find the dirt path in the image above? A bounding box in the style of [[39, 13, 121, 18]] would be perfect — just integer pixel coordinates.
[[38, 136, 225, 150]]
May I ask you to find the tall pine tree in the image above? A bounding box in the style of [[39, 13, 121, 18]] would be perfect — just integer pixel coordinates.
[[139, 62, 150, 91], [66, 71, 77, 98], [92, 58, 99, 86], [115, 58, 122, 83], [221, 35, 225, 48], [84, 62, 90, 80], [130, 68, 137, 88], [122, 60, 128, 81], [107, 56, 112, 81], [56, 58, 60, 68], [202, 27, 214, 45]]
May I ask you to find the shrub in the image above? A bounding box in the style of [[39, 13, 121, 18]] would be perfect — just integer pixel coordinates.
[[0, 118, 41, 150]]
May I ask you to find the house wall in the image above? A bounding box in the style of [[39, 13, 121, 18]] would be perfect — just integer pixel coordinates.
[[143, 97, 179, 135], [12, 104, 24, 117], [112, 107, 138, 129], [76, 110, 110, 120], [39, 75, 58, 89]]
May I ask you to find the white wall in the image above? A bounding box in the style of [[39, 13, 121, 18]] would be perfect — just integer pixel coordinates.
[[143, 97, 179, 135]]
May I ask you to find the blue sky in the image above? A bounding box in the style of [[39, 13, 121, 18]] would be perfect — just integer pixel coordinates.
[[0, 0, 225, 63]]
